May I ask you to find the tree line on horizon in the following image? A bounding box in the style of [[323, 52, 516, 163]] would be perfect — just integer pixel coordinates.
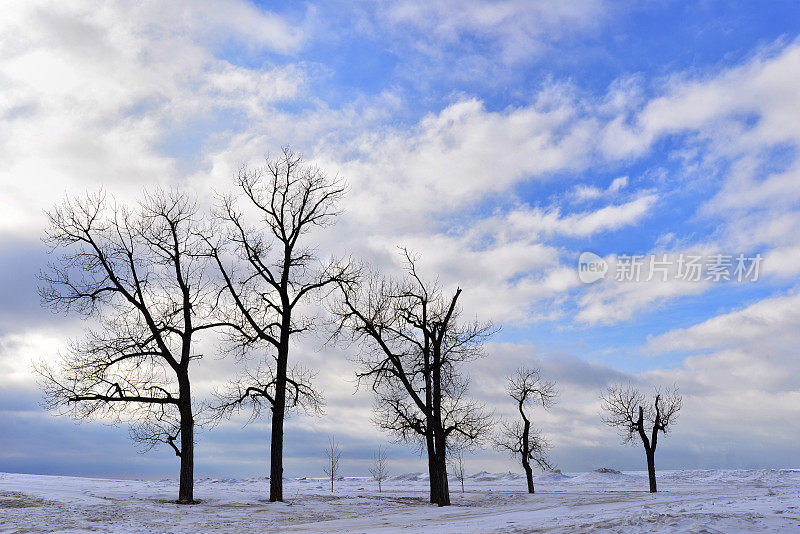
[[35, 148, 681, 506]]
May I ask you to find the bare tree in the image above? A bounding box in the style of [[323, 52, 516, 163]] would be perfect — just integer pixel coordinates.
[[36, 190, 227, 504], [334, 250, 495, 506], [369, 446, 390, 492], [449, 448, 466, 493], [207, 148, 353, 502], [323, 436, 342, 493], [601, 384, 682, 493], [495, 367, 556, 494]]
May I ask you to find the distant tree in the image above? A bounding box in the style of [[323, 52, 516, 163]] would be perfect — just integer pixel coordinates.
[[495, 367, 556, 494], [323, 436, 342, 493], [369, 446, 390, 492], [601, 384, 682, 493], [449, 449, 466, 493], [36, 191, 227, 504], [334, 250, 495, 506], [206, 148, 353, 502]]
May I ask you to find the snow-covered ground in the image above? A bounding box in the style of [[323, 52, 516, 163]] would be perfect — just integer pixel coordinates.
[[1, 469, 799, 533]]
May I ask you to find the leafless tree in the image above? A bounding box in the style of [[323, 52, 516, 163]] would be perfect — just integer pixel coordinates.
[[601, 384, 682, 493], [449, 448, 466, 493], [206, 148, 353, 502], [369, 446, 390, 492], [495, 367, 556, 494], [333, 250, 495, 506], [35, 190, 228, 504], [323, 436, 342, 493]]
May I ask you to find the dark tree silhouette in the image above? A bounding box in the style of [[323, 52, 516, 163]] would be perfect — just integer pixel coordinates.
[[36, 190, 226, 504], [495, 367, 556, 493], [207, 148, 352, 502], [369, 446, 389, 492], [601, 384, 682, 493], [334, 250, 494, 506]]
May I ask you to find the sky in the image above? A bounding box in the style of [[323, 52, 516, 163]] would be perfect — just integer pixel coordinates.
[[1, 0, 800, 480]]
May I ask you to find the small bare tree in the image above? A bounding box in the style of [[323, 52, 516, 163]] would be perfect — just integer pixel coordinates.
[[207, 148, 353, 502], [369, 446, 389, 492], [36, 190, 227, 504], [449, 449, 466, 493], [601, 384, 681, 493], [495, 368, 556, 494], [323, 436, 342, 493]]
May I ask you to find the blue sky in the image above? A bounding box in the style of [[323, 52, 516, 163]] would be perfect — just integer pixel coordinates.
[[1, 0, 800, 480]]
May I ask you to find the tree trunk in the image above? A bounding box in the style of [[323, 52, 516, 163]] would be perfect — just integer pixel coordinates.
[[646, 448, 657, 493], [426, 430, 439, 503], [433, 426, 450, 506], [522, 459, 534, 494], [433, 451, 450, 506], [269, 348, 288, 502], [521, 418, 534, 494], [431, 344, 450, 507], [177, 377, 194, 504]]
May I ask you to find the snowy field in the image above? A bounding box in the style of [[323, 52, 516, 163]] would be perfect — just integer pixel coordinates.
[[1, 469, 799, 533]]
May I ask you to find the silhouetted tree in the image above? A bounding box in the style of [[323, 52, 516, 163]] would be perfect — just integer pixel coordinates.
[[207, 148, 352, 502], [495, 367, 556, 494], [334, 250, 494, 506], [369, 446, 389, 492], [36, 190, 227, 504], [601, 384, 681, 493], [323, 436, 342, 493]]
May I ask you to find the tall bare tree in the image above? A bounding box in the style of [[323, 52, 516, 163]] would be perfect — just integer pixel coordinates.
[[601, 384, 681, 493], [369, 446, 389, 492], [36, 190, 226, 504], [495, 367, 556, 494], [334, 251, 494, 506], [323, 436, 342, 493], [207, 148, 352, 502]]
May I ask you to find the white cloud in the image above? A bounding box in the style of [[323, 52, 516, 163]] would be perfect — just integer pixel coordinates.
[[570, 176, 628, 203], [647, 291, 800, 354], [0, 0, 306, 240], [322, 97, 601, 235], [383, 0, 608, 64], [470, 194, 654, 242], [571, 41, 800, 323], [601, 40, 800, 240]]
